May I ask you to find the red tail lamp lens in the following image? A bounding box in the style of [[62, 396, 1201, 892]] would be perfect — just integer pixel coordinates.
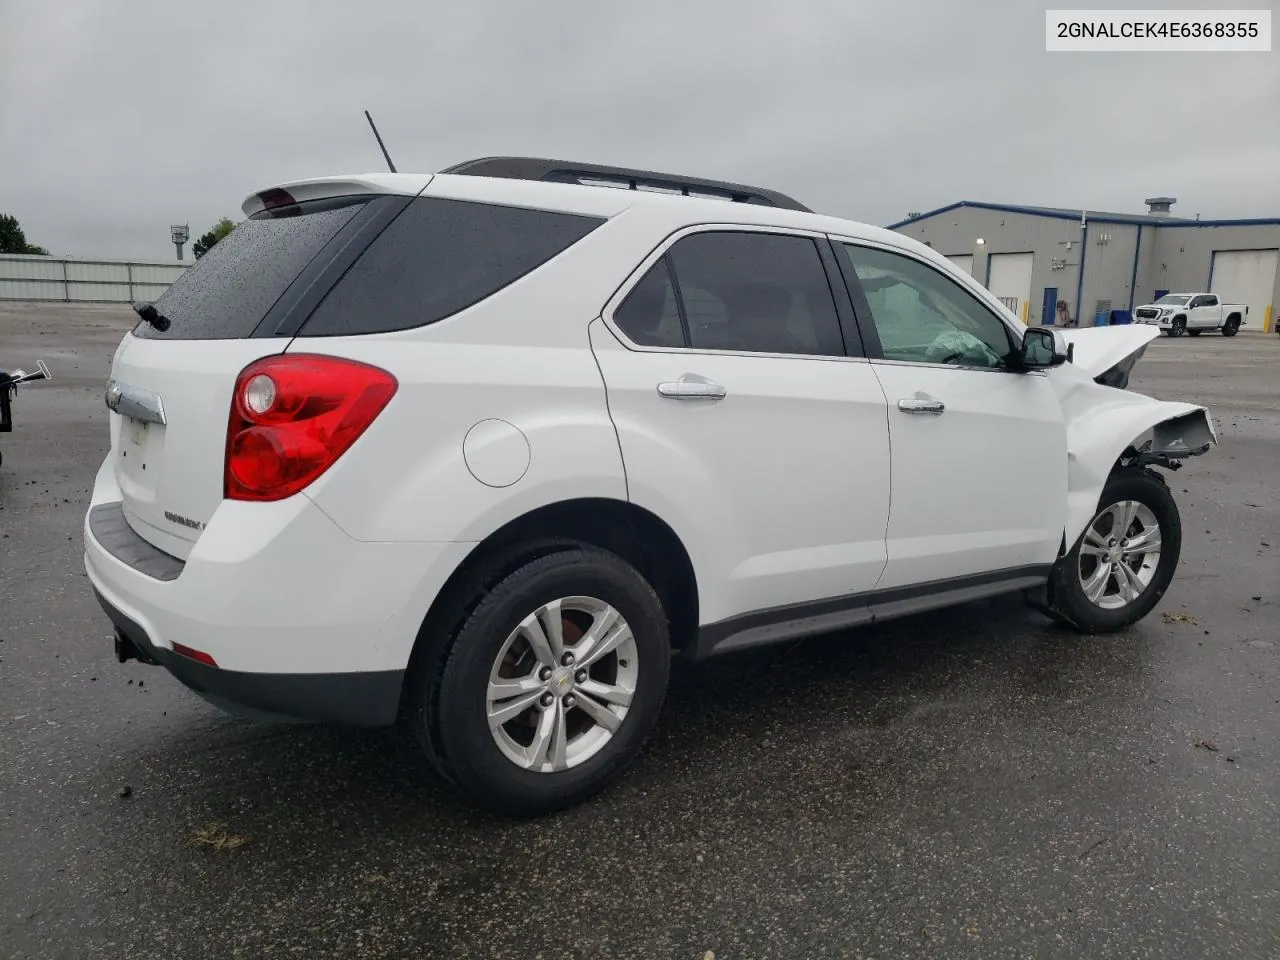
[[224, 355, 397, 502]]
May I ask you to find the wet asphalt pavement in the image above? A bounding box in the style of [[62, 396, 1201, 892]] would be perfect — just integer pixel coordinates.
[[1, 302, 1277, 959]]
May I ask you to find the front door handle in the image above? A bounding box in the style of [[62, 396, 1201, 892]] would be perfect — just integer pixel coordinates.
[[657, 376, 726, 401], [897, 392, 945, 415]]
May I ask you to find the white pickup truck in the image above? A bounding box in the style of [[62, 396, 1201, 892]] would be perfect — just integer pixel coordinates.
[[1132, 293, 1248, 337]]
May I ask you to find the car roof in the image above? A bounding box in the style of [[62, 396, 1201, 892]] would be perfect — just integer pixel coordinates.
[[244, 167, 942, 268]]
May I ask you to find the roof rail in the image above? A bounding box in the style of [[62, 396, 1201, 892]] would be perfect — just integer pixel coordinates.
[[438, 156, 812, 213]]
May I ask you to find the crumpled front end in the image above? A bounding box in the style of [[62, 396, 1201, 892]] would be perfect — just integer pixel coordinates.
[[1046, 324, 1216, 549]]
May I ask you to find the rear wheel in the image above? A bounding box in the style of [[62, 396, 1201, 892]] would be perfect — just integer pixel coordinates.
[[1222, 316, 1240, 337], [1047, 469, 1181, 632], [1170, 317, 1187, 337], [413, 546, 670, 815]]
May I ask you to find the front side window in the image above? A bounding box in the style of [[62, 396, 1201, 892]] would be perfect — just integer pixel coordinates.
[[611, 231, 846, 357], [838, 243, 1014, 368]]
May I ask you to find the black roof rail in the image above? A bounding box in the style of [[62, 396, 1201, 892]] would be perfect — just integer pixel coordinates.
[[438, 156, 812, 213]]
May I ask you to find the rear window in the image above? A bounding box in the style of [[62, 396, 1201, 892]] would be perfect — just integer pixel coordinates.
[[295, 197, 605, 337], [134, 197, 367, 340]]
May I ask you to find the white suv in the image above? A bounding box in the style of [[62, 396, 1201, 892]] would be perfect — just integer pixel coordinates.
[[85, 157, 1216, 814]]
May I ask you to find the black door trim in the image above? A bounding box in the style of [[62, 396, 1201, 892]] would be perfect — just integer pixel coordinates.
[[688, 564, 1052, 660]]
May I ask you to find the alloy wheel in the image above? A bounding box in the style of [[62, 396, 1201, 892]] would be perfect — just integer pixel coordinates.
[[485, 596, 638, 773], [1077, 500, 1162, 610]]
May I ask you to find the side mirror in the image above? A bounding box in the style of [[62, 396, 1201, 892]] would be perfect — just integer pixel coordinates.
[[1019, 326, 1070, 370]]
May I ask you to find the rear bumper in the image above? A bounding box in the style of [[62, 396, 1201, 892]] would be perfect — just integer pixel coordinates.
[[84, 457, 476, 725], [96, 587, 403, 726]]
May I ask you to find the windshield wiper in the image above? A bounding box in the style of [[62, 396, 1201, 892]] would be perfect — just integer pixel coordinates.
[[132, 301, 171, 332]]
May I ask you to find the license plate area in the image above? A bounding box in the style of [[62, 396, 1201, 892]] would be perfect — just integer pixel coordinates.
[[118, 415, 162, 485]]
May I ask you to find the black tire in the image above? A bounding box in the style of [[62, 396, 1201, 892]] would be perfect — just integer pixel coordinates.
[[1221, 316, 1240, 337], [412, 546, 670, 816], [1170, 317, 1187, 337], [1046, 468, 1182, 632], [1186, 329, 1202, 337]]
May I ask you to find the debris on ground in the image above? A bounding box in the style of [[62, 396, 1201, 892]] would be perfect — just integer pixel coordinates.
[[191, 822, 249, 852], [1162, 612, 1197, 624], [1194, 740, 1219, 752], [118, 785, 132, 799]]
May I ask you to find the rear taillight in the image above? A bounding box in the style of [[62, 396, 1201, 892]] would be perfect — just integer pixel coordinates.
[[224, 355, 397, 502]]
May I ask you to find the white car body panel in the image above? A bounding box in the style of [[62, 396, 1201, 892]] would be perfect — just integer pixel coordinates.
[[292, 335, 628, 544], [107, 334, 293, 560], [867, 363, 1067, 589], [588, 319, 892, 624], [1056, 324, 1159, 378], [85, 455, 471, 674]]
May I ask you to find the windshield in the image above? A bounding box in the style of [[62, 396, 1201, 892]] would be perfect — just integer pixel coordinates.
[[1154, 295, 1190, 305]]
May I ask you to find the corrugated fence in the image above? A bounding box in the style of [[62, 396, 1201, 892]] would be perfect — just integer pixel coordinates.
[[0, 254, 189, 303]]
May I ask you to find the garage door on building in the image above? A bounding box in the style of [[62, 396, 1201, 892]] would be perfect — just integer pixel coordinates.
[[986, 252, 1034, 323], [947, 254, 974, 276], [1210, 249, 1278, 331]]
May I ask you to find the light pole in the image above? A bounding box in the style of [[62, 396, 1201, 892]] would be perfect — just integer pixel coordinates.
[[170, 224, 189, 261], [974, 237, 986, 284]]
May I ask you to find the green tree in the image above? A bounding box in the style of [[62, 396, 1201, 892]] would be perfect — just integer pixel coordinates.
[[0, 213, 48, 255], [192, 217, 237, 258]]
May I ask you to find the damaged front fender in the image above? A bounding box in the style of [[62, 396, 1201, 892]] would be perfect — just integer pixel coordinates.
[[1048, 327, 1216, 551]]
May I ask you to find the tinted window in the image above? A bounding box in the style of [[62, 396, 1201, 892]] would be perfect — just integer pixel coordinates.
[[134, 198, 367, 340], [299, 198, 604, 337], [840, 244, 1014, 368], [613, 258, 685, 347], [668, 232, 845, 356]]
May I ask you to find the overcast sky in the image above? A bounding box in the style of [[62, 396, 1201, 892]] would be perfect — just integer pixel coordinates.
[[1, 0, 1276, 259]]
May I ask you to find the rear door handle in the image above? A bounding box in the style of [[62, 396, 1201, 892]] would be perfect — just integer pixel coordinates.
[[657, 376, 726, 401], [897, 392, 945, 415]]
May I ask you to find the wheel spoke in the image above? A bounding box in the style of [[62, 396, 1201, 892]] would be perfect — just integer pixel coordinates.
[[1115, 561, 1145, 603], [520, 608, 559, 668], [537, 598, 567, 663], [578, 678, 633, 708], [1084, 526, 1109, 550], [573, 690, 622, 732], [547, 701, 569, 770], [1115, 501, 1139, 539], [1123, 526, 1162, 554], [1083, 561, 1112, 603], [526, 700, 560, 769], [487, 674, 543, 702], [487, 690, 543, 728], [577, 612, 632, 669], [1079, 540, 1108, 557]]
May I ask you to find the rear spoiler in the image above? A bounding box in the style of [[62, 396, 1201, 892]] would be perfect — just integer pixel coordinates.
[[240, 174, 433, 217]]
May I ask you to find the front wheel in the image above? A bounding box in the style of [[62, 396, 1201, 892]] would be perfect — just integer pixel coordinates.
[[1047, 469, 1182, 632], [1170, 317, 1187, 337], [415, 546, 671, 815]]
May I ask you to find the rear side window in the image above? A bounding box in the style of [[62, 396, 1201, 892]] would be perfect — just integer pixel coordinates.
[[297, 198, 605, 337], [134, 198, 367, 340], [612, 231, 846, 357], [613, 259, 685, 347]]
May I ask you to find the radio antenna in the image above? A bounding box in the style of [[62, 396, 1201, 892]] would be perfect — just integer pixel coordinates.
[[364, 110, 398, 173]]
